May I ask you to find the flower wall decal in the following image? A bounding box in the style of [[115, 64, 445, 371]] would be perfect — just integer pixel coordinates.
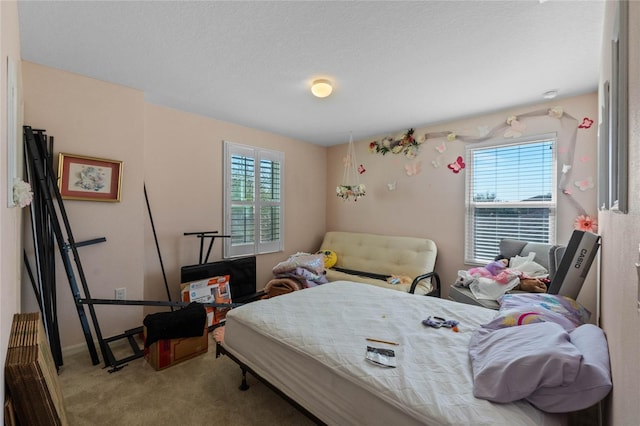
[[369, 128, 422, 158], [548, 106, 564, 119], [574, 215, 598, 233], [13, 178, 33, 208]]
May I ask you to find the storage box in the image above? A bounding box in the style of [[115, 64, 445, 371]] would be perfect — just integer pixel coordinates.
[[143, 327, 208, 371], [180, 275, 232, 327]]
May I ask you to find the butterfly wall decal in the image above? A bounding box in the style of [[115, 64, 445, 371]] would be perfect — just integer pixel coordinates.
[[447, 156, 465, 174], [405, 161, 422, 176], [358, 164, 366, 174], [575, 177, 594, 191], [435, 141, 447, 153], [432, 155, 443, 168], [578, 117, 594, 129]]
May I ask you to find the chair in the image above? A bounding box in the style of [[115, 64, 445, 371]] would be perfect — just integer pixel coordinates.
[[448, 239, 564, 310]]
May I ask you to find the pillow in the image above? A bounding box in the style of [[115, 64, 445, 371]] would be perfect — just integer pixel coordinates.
[[481, 307, 578, 332], [498, 293, 591, 326], [316, 249, 337, 269], [469, 322, 583, 403], [526, 324, 612, 413]]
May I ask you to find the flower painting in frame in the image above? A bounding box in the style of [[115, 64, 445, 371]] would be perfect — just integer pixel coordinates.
[[57, 153, 123, 202]]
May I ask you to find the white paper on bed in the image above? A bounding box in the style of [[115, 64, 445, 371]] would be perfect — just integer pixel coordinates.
[[222, 281, 564, 426]]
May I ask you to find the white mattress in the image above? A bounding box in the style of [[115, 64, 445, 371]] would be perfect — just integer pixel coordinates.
[[222, 281, 565, 426]]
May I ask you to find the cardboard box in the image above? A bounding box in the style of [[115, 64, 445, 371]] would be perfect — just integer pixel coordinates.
[[144, 327, 208, 371], [180, 275, 232, 327], [5, 313, 69, 425]]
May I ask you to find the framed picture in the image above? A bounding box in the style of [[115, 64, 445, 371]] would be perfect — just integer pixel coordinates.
[[57, 153, 123, 202]]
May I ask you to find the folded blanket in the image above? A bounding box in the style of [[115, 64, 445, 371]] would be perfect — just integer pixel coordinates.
[[272, 252, 325, 275], [272, 252, 327, 287], [264, 277, 304, 297]]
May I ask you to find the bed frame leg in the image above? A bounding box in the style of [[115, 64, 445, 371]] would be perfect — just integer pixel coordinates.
[[239, 368, 250, 390]]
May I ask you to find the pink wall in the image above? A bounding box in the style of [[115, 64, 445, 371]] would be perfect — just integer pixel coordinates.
[[21, 62, 146, 350], [598, 2, 640, 424], [20, 63, 327, 351], [326, 94, 599, 314], [143, 103, 327, 312], [4, 2, 639, 422], [0, 0, 22, 413]]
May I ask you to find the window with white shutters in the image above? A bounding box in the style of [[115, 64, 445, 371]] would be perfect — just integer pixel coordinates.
[[224, 141, 284, 258]]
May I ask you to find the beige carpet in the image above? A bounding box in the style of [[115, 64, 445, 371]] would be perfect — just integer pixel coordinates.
[[58, 334, 314, 425]]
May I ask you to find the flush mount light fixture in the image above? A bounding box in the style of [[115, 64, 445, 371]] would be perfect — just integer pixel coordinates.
[[542, 90, 558, 99], [311, 79, 333, 98]]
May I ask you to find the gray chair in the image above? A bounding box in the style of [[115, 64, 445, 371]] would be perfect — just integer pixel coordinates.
[[449, 239, 565, 310]]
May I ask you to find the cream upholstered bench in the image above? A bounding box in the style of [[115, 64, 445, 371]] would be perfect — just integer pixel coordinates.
[[318, 231, 440, 296]]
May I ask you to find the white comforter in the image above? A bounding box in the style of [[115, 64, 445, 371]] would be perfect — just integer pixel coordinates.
[[223, 281, 564, 426]]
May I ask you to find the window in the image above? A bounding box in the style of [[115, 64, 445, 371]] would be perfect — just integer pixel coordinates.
[[223, 141, 284, 258], [465, 133, 557, 264]]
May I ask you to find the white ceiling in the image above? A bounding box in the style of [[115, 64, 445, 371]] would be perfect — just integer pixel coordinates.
[[17, 0, 605, 147]]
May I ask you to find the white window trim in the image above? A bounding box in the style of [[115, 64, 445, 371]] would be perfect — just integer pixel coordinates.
[[223, 141, 284, 258], [464, 132, 557, 265]]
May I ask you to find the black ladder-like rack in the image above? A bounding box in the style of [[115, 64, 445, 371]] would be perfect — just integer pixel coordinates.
[[23, 126, 239, 372]]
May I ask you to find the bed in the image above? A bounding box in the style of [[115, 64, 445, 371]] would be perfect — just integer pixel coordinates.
[[218, 281, 568, 425]]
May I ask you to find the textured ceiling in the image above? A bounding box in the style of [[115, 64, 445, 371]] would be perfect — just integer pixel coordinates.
[[17, 1, 605, 146]]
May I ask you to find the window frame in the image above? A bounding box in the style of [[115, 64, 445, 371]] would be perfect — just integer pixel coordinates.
[[464, 133, 557, 265], [223, 141, 284, 258]]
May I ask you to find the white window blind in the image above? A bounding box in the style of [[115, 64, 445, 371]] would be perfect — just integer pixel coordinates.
[[464, 133, 557, 264], [223, 142, 284, 258]]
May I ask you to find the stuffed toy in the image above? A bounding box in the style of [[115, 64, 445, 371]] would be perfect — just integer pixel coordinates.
[[387, 275, 412, 285], [316, 249, 337, 269]]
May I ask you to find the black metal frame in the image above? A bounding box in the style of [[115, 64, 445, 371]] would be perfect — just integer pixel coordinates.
[[23, 126, 242, 372], [215, 342, 326, 426], [331, 267, 441, 297]]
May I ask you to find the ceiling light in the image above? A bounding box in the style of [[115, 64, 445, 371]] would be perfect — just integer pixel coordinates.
[[542, 90, 558, 99], [311, 79, 333, 98]]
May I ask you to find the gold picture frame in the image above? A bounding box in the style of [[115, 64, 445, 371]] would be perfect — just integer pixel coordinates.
[[57, 153, 123, 202]]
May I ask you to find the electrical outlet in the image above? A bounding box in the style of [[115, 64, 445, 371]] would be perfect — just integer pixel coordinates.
[[637, 244, 640, 312], [115, 288, 126, 301]]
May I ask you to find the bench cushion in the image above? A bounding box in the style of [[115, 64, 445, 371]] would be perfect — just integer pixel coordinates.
[[319, 231, 437, 295]]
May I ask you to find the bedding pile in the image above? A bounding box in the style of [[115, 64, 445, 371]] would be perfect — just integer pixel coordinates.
[[469, 293, 612, 413], [265, 252, 328, 297], [457, 252, 549, 300]]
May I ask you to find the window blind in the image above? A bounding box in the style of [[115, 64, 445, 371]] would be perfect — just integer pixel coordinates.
[[465, 134, 557, 264]]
